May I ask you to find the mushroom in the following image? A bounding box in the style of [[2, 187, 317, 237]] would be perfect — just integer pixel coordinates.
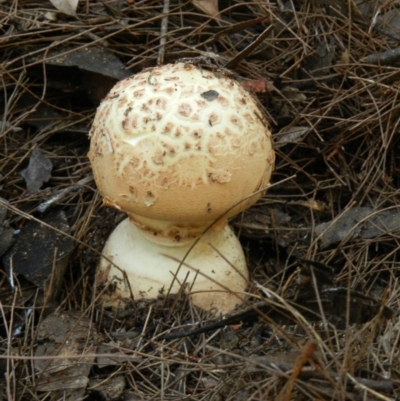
[[88, 62, 275, 313]]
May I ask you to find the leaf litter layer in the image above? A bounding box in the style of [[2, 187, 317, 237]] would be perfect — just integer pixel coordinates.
[[0, 0, 400, 400]]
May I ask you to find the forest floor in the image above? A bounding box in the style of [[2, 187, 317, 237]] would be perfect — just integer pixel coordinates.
[[0, 0, 399, 400]]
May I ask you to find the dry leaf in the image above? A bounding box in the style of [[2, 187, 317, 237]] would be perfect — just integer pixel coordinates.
[[2, 210, 74, 302], [20, 149, 53, 194], [315, 207, 400, 248], [241, 79, 276, 93], [275, 126, 309, 147], [192, 0, 218, 17], [35, 311, 97, 396], [49, 0, 79, 16]]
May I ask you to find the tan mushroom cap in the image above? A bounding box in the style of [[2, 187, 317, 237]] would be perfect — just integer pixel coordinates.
[[88, 63, 274, 225]]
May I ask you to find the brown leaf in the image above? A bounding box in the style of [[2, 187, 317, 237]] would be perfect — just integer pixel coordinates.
[[35, 311, 97, 393], [192, 0, 218, 17], [49, 0, 79, 16], [241, 79, 276, 93]]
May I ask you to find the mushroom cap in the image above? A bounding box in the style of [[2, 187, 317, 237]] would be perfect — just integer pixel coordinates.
[[88, 63, 274, 225]]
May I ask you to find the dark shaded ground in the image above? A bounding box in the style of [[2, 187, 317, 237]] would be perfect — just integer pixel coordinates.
[[0, 0, 400, 400]]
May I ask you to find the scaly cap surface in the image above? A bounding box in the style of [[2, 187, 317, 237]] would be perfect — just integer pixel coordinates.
[[88, 63, 274, 225]]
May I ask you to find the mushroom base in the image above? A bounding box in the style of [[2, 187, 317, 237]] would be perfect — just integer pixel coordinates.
[[96, 218, 249, 313]]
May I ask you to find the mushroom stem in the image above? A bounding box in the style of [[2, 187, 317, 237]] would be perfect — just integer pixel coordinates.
[[97, 218, 248, 313]]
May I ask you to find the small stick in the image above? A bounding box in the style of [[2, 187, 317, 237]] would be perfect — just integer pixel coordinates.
[[281, 340, 317, 401], [157, 0, 170, 66]]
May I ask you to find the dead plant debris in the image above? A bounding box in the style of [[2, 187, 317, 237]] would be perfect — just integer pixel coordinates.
[[0, 0, 400, 400]]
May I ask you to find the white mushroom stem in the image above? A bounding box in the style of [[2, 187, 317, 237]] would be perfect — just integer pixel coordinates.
[[97, 218, 248, 313]]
